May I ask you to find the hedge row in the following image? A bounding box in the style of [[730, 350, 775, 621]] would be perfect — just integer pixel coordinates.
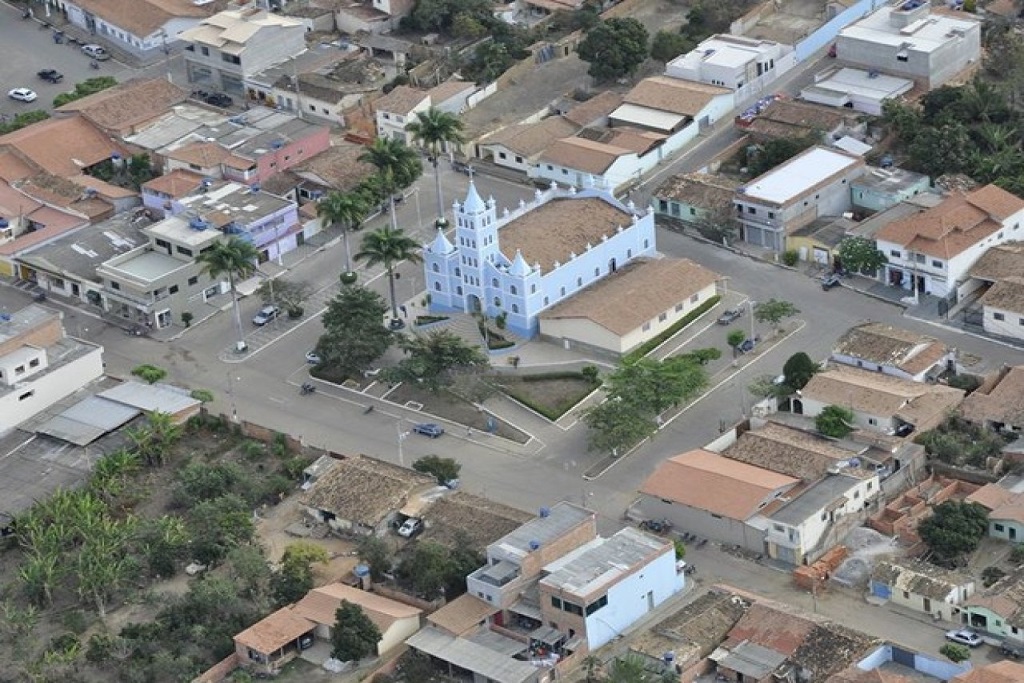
[[623, 294, 721, 365]]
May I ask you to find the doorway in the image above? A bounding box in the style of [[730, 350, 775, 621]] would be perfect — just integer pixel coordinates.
[[466, 294, 482, 313]]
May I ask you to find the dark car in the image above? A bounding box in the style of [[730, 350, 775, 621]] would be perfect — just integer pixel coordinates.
[[739, 338, 757, 354], [717, 308, 743, 325], [412, 423, 444, 438], [37, 69, 64, 83], [822, 273, 842, 290], [204, 93, 233, 108]]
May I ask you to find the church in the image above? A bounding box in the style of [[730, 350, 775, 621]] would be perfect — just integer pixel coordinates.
[[423, 181, 657, 338]]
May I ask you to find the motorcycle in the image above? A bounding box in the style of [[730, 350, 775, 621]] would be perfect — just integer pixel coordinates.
[[89, 60, 100, 70], [300, 383, 316, 395]]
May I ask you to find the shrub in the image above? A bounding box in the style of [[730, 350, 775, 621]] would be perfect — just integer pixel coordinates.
[[947, 373, 982, 393], [132, 364, 167, 384], [241, 440, 266, 460], [1011, 544, 1024, 565], [781, 250, 800, 267], [181, 311, 194, 327]]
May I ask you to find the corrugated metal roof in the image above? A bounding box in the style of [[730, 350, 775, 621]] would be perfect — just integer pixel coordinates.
[[98, 381, 200, 414], [406, 628, 539, 683], [35, 396, 140, 445]]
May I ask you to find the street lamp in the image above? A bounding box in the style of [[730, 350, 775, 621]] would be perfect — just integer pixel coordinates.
[[225, 372, 240, 423], [748, 299, 757, 341]]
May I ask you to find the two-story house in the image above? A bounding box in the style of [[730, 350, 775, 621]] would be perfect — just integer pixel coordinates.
[[0, 304, 104, 433], [374, 81, 477, 144], [180, 8, 306, 96], [798, 366, 965, 437], [735, 146, 865, 252], [96, 214, 226, 329], [836, 0, 981, 90], [665, 35, 796, 101], [874, 184, 1024, 298]]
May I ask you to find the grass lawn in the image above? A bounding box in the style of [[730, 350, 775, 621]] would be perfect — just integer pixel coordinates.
[[491, 373, 599, 421], [385, 383, 530, 443]]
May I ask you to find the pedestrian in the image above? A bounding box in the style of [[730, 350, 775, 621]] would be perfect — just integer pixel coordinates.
[[400, 304, 408, 318], [466, 426, 472, 437]]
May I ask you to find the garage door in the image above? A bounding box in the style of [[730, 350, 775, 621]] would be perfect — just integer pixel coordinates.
[[813, 247, 829, 265]]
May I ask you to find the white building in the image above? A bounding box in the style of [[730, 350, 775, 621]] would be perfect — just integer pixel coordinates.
[[836, 0, 981, 89], [666, 35, 796, 101], [532, 136, 644, 193], [0, 305, 104, 434], [610, 76, 734, 140], [61, 0, 215, 56], [734, 146, 865, 252], [874, 184, 1024, 298], [830, 322, 952, 382], [800, 66, 914, 116], [869, 559, 975, 621], [374, 82, 477, 144], [180, 9, 307, 96]]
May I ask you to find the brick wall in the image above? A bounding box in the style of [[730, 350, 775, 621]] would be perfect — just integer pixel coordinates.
[[0, 315, 63, 357], [520, 515, 598, 577], [191, 653, 239, 683], [371, 583, 445, 612]]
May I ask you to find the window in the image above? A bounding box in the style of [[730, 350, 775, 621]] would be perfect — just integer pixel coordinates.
[[562, 169, 568, 175], [29, 358, 40, 368], [188, 276, 199, 286], [594, 268, 600, 277], [747, 207, 756, 214], [768, 211, 775, 219], [643, 239, 649, 249], [773, 524, 784, 532], [510, 285, 517, 295], [576, 277, 582, 287], [19, 390, 35, 401], [627, 250, 632, 258], [456, 286, 463, 295], [511, 304, 519, 313], [931, 260, 942, 269], [560, 287, 565, 296], [200, 46, 209, 56], [221, 53, 240, 65], [169, 285, 179, 294], [551, 596, 562, 610], [494, 297, 501, 307], [867, 481, 873, 491], [432, 263, 440, 273], [155, 238, 171, 250], [585, 596, 608, 616], [547, 165, 553, 171], [642, 322, 651, 332], [996, 523, 1006, 532], [995, 312, 1006, 321], [492, 278, 499, 287], [15, 365, 25, 375], [110, 282, 120, 290], [868, 418, 877, 426], [498, 152, 507, 160], [515, 156, 523, 163], [658, 312, 667, 322], [896, 54, 908, 62], [690, 207, 697, 215], [903, 590, 910, 599], [563, 601, 583, 617], [890, 250, 900, 258], [543, 297, 549, 306], [689, 294, 699, 303], [455, 267, 461, 277], [854, 490, 861, 499], [435, 282, 442, 291], [675, 303, 683, 312], [176, 246, 193, 257]]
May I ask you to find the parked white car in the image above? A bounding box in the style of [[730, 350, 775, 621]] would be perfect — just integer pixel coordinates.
[[8, 88, 38, 102]]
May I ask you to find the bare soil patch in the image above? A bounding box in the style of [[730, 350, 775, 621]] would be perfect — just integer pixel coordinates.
[[384, 383, 530, 443], [490, 373, 599, 421]]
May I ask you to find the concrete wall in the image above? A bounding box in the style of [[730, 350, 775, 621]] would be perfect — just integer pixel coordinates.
[[990, 518, 1024, 543], [852, 176, 932, 214], [983, 304, 1024, 342], [638, 494, 766, 554], [794, 0, 882, 61], [531, 154, 640, 193]]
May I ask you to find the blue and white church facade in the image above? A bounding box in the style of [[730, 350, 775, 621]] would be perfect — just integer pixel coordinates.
[[423, 180, 657, 337]]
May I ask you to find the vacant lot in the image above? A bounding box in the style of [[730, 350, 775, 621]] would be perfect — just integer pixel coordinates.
[[491, 372, 600, 421]]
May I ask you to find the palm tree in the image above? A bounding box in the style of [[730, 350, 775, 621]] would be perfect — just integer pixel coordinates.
[[354, 226, 422, 324], [318, 191, 369, 277], [407, 107, 465, 227], [196, 236, 259, 351], [358, 137, 422, 230]]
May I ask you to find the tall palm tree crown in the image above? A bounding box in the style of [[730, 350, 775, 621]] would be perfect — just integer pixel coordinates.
[[358, 138, 422, 230], [197, 236, 259, 348], [407, 108, 465, 226], [318, 191, 369, 274], [354, 226, 422, 321]]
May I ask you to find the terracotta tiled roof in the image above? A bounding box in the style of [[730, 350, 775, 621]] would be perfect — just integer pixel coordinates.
[[959, 365, 1024, 428], [288, 141, 375, 194], [56, 78, 190, 135], [427, 594, 497, 636], [968, 241, 1024, 282], [293, 583, 421, 633], [0, 151, 37, 183], [71, 174, 137, 200], [801, 366, 964, 431], [655, 172, 741, 209], [980, 277, 1024, 315], [374, 85, 428, 116], [965, 569, 1024, 627], [498, 196, 634, 273], [539, 137, 634, 175], [539, 257, 720, 337], [563, 92, 624, 128], [426, 80, 475, 105], [832, 322, 946, 376], [951, 660, 1024, 682], [640, 449, 799, 521], [724, 602, 816, 655], [302, 455, 435, 527], [723, 421, 870, 482], [419, 491, 532, 552], [234, 607, 314, 655], [481, 117, 581, 158], [606, 128, 666, 155], [69, 0, 216, 37], [623, 76, 731, 116], [0, 116, 127, 178], [875, 185, 1024, 258], [165, 141, 232, 168], [142, 169, 206, 198], [967, 483, 1018, 511], [789, 622, 878, 681], [754, 99, 855, 132], [632, 590, 748, 661]]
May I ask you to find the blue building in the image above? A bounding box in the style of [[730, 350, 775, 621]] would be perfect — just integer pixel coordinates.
[[423, 181, 657, 337]]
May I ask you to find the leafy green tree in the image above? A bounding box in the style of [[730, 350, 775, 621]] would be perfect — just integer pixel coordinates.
[[331, 601, 382, 662], [837, 237, 888, 275], [577, 18, 650, 82], [753, 298, 799, 333], [815, 405, 855, 438], [52, 76, 118, 107], [255, 278, 310, 316], [358, 137, 422, 231], [680, 347, 721, 365], [397, 541, 455, 598], [919, 501, 989, 566], [131, 364, 167, 384], [356, 536, 392, 582], [317, 285, 393, 380], [282, 541, 330, 569], [882, 99, 923, 142], [318, 191, 369, 276], [452, 12, 487, 38], [908, 123, 970, 177], [355, 226, 423, 321], [747, 374, 788, 399], [782, 352, 819, 391], [650, 31, 693, 62], [693, 203, 739, 244], [584, 399, 657, 454], [413, 455, 462, 484], [0, 110, 50, 135], [940, 643, 971, 663], [197, 236, 259, 350], [227, 545, 272, 599], [138, 516, 190, 578], [407, 108, 465, 227], [386, 329, 488, 391], [607, 358, 708, 415], [727, 329, 747, 354], [270, 557, 314, 607], [187, 494, 255, 566]]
